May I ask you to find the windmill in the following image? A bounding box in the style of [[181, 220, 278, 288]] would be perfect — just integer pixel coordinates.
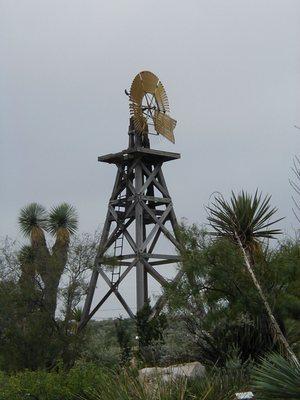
[[80, 71, 182, 329]]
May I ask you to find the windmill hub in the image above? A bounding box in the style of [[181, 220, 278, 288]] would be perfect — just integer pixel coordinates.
[[80, 71, 182, 329]]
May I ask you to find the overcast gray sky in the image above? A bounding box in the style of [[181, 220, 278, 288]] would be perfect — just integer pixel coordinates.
[[1, 0, 300, 317]]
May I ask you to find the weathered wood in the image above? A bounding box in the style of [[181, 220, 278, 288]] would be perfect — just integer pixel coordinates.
[[140, 204, 172, 251], [142, 259, 168, 286], [99, 268, 135, 318], [78, 261, 136, 330], [98, 147, 180, 165], [141, 195, 171, 204], [139, 164, 161, 194], [142, 253, 180, 260], [141, 163, 170, 198], [140, 202, 180, 250], [149, 269, 185, 320], [151, 259, 180, 266], [135, 160, 146, 311], [81, 126, 182, 325]]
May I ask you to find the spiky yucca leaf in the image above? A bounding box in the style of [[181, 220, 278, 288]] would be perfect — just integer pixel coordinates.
[[18, 203, 48, 241], [48, 203, 78, 237], [71, 306, 83, 322], [18, 245, 35, 264], [207, 191, 283, 248], [253, 353, 300, 398]]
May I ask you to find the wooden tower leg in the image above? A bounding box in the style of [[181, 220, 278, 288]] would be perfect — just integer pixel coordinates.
[[135, 159, 146, 311]]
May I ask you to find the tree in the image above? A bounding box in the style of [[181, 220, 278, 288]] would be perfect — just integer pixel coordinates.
[[18, 202, 78, 318], [60, 232, 98, 332], [114, 317, 132, 365], [136, 299, 167, 364], [0, 230, 99, 370], [206, 190, 299, 366]]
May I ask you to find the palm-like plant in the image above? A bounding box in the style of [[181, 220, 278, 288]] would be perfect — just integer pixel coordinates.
[[18, 203, 50, 281], [207, 191, 299, 367], [46, 203, 78, 317], [48, 203, 78, 240], [253, 353, 300, 399], [207, 191, 282, 250], [18, 202, 78, 318], [49, 203, 78, 271], [18, 203, 48, 247]]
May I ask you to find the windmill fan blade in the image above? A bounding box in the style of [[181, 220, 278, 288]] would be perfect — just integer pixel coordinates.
[[139, 71, 159, 93], [154, 82, 170, 113], [154, 111, 177, 143], [129, 71, 177, 140], [129, 75, 144, 104], [133, 112, 147, 133]]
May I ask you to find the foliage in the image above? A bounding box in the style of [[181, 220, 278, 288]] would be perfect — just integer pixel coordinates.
[[76, 356, 251, 400], [60, 232, 98, 329], [207, 190, 300, 365], [166, 223, 300, 366], [136, 300, 167, 365], [206, 190, 282, 248], [0, 228, 99, 371], [114, 317, 133, 365], [0, 362, 121, 400], [48, 203, 78, 236], [0, 237, 19, 281], [253, 353, 300, 399], [18, 203, 48, 238], [80, 320, 120, 368]]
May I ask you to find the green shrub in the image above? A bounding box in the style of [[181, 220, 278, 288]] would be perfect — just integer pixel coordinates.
[[0, 363, 118, 400], [0, 369, 69, 400], [252, 353, 300, 399]]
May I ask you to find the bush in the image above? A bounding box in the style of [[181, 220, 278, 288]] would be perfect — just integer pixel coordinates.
[[252, 353, 300, 399], [0, 363, 118, 400], [0, 357, 252, 400]]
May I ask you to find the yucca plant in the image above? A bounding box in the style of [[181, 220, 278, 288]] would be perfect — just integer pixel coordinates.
[[18, 202, 78, 318], [46, 203, 78, 317], [253, 353, 300, 399], [18, 203, 51, 290], [207, 191, 299, 367], [48, 203, 78, 239], [18, 203, 48, 247], [18, 245, 37, 296]]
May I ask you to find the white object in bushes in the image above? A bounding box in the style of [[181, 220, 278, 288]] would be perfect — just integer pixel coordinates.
[[235, 392, 254, 399]]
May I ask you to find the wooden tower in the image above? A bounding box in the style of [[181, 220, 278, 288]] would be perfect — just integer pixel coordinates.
[[80, 72, 182, 329]]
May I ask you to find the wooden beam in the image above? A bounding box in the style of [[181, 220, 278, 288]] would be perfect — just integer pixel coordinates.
[[140, 204, 172, 251], [141, 195, 171, 204], [79, 261, 136, 330], [99, 269, 135, 318], [139, 164, 161, 194], [141, 202, 181, 250], [142, 259, 168, 286], [149, 269, 184, 320], [142, 253, 180, 260], [141, 163, 170, 198]]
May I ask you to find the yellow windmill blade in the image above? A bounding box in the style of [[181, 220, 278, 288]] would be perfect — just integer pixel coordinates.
[[154, 82, 170, 113], [129, 71, 177, 143], [129, 74, 144, 105], [139, 71, 159, 93], [153, 111, 176, 143]]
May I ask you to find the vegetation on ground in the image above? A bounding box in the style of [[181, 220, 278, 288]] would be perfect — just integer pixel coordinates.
[[0, 190, 299, 398]]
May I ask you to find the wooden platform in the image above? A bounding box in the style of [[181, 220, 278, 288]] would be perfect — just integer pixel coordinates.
[[98, 147, 181, 164]]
